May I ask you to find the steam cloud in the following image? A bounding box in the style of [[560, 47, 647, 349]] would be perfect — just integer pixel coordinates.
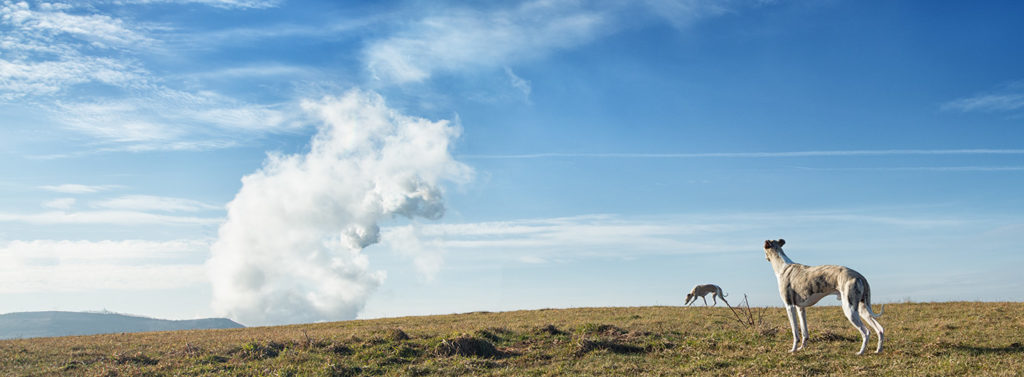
[[207, 90, 471, 326]]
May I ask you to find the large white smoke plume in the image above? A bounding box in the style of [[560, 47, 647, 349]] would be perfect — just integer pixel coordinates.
[[207, 90, 472, 326]]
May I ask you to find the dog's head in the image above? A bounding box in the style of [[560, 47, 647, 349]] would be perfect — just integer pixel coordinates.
[[684, 293, 694, 304], [763, 239, 785, 261]]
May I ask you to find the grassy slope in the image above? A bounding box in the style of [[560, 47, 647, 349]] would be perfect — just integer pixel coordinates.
[[1, 302, 1022, 376]]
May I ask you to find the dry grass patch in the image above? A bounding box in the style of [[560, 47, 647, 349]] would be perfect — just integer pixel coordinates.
[[1, 302, 1023, 375]]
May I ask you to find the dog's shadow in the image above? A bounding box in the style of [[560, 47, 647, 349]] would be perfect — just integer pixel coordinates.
[[948, 342, 1024, 355], [811, 331, 858, 343]]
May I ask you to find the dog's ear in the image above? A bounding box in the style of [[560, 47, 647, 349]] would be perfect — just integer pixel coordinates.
[[764, 240, 772, 249], [778, 239, 785, 246]]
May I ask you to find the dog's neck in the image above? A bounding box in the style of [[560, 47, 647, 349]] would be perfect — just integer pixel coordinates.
[[766, 249, 794, 278]]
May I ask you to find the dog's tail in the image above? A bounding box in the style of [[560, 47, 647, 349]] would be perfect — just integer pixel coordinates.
[[860, 279, 884, 318]]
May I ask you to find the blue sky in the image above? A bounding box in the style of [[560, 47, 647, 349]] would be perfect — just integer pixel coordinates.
[[1, 0, 1023, 325]]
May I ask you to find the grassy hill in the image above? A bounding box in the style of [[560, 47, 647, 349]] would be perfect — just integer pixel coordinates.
[[1, 302, 1022, 376]]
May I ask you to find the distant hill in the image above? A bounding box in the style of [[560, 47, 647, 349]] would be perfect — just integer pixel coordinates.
[[0, 311, 243, 339]]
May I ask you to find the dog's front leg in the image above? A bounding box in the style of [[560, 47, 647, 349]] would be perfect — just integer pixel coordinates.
[[785, 305, 800, 352], [796, 306, 808, 350]]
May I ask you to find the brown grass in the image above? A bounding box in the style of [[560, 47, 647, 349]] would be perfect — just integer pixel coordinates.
[[1, 302, 1023, 376]]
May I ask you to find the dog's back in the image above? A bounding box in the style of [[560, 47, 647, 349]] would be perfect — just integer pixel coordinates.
[[778, 264, 865, 307]]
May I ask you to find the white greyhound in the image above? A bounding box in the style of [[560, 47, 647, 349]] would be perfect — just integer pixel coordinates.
[[684, 284, 728, 306], [763, 239, 884, 355]]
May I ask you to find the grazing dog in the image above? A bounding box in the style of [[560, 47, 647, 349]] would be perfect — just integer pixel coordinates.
[[763, 239, 884, 355], [684, 284, 729, 306]]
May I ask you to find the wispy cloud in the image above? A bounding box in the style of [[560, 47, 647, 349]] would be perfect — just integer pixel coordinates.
[[796, 166, 1024, 172], [362, 0, 753, 85], [1, 1, 307, 152], [364, 0, 612, 84], [460, 149, 1024, 159], [0, 1, 151, 99], [91, 195, 222, 212], [504, 67, 532, 103], [377, 210, 967, 269], [0, 264, 206, 293], [49, 85, 305, 151], [0, 238, 210, 293], [943, 81, 1024, 113], [642, 0, 735, 28], [41, 198, 76, 210], [110, 0, 281, 9], [0, 239, 210, 264], [0, 210, 221, 225], [38, 184, 121, 194], [2, 1, 153, 48]]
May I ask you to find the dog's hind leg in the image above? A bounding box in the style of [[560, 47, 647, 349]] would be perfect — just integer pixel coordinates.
[[711, 293, 718, 306], [841, 294, 870, 355], [796, 306, 809, 350], [859, 304, 885, 353], [785, 305, 800, 352]]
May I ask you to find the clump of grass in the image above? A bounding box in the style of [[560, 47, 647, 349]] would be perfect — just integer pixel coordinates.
[[235, 340, 285, 360], [195, 354, 228, 364], [473, 327, 511, 342], [571, 336, 646, 356], [59, 360, 86, 371], [815, 330, 857, 343], [326, 342, 353, 355], [536, 324, 566, 336], [111, 351, 159, 365], [386, 328, 410, 341], [323, 362, 362, 377], [576, 323, 625, 336], [434, 335, 501, 358]]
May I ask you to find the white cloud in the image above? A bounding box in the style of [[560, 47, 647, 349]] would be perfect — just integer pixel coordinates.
[[0, 239, 210, 293], [364, 0, 611, 84], [38, 183, 121, 194], [460, 148, 1024, 159], [372, 211, 967, 268], [0, 210, 221, 225], [943, 94, 1024, 113], [943, 81, 1024, 113], [0, 57, 144, 100], [207, 90, 472, 326], [1, 1, 305, 151], [52, 90, 305, 150], [42, 197, 76, 210], [391, 215, 738, 264], [111, 0, 281, 9], [91, 195, 222, 212], [0, 1, 151, 99], [0, 264, 206, 293], [361, 0, 753, 85], [1, 1, 152, 48], [504, 67, 532, 102], [381, 225, 445, 281], [643, 0, 735, 28], [0, 239, 209, 264]]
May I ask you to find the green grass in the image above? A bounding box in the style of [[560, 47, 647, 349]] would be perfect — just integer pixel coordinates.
[[2, 302, 1023, 376]]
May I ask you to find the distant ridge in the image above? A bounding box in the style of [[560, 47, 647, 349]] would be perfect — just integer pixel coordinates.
[[0, 311, 244, 340]]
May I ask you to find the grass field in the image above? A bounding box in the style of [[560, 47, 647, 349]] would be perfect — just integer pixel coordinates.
[[1, 302, 1022, 376]]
